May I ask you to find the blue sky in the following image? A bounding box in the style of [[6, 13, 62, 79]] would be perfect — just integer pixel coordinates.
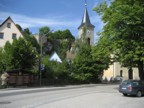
[[0, 0, 104, 42]]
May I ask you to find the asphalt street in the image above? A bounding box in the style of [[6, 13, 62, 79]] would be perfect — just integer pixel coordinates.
[[0, 84, 144, 108]]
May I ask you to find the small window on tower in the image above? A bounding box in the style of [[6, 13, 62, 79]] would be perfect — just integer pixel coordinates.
[[7, 23, 11, 28], [12, 33, 17, 39], [87, 38, 90, 45]]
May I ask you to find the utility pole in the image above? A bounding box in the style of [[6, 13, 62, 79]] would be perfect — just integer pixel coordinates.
[[39, 34, 47, 86]]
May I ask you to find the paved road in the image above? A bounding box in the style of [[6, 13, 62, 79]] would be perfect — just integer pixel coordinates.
[[0, 84, 144, 108]]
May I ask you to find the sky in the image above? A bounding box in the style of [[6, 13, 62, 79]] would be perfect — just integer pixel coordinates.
[[0, 0, 105, 42]]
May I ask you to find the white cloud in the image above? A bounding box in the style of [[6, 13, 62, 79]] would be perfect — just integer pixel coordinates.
[[0, 11, 104, 42], [0, 11, 80, 29]]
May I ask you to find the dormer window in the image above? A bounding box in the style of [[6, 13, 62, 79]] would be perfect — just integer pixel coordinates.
[[12, 33, 17, 39], [7, 23, 11, 28]]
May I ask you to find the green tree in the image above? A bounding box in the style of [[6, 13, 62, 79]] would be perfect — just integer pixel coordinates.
[[16, 24, 23, 32], [39, 26, 53, 54], [72, 44, 92, 82], [3, 42, 13, 69], [24, 35, 40, 53], [50, 29, 74, 40], [39, 26, 51, 36], [40, 29, 75, 60], [15, 24, 31, 37], [61, 29, 75, 40], [92, 33, 112, 76], [72, 43, 102, 83], [50, 30, 61, 39], [42, 57, 70, 84], [0, 48, 5, 73], [11, 37, 38, 70], [94, 0, 144, 80], [0, 37, 38, 72], [58, 40, 69, 60], [72, 27, 102, 83], [0, 42, 13, 72], [23, 28, 32, 36], [38, 28, 75, 84]]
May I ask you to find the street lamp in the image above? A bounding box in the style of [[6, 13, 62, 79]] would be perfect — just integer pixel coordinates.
[[39, 34, 47, 86]]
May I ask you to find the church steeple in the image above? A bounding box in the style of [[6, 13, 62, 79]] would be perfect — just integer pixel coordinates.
[[78, 2, 95, 29], [78, 1, 95, 46]]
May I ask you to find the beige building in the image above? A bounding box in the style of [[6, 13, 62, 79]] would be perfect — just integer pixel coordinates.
[[103, 62, 139, 81], [0, 17, 23, 47]]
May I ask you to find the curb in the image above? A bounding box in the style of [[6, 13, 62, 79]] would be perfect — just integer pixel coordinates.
[[0, 84, 118, 97]]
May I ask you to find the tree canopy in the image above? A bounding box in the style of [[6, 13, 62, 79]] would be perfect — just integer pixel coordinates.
[[0, 36, 39, 73], [71, 26, 103, 83], [93, 0, 144, 80], [39, 26, 51, 36], [39, 27, 75, 60]]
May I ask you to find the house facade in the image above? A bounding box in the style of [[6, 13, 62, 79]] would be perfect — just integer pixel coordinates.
[[0, 17, 23, 47], [103, 62, 139, 81]]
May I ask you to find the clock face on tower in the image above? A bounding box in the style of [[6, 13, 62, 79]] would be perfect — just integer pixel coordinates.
[[87, 30, 91, 35]]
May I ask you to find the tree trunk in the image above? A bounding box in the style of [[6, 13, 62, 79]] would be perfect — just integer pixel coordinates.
[[138, 61, 144, 80]]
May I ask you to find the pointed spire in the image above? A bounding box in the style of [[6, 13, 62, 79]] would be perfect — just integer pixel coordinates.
[[85, 0, 87, 7], [78, 1, 95, 29], [81, 8, 91, 25]]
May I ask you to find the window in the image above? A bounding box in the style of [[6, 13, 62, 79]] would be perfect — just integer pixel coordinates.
[[128, 68, 133, 79], [7, 23, 11, 28], [132, 82, 139, 86], [0, 33, 4, 39], [120, 70, 123, 77], [12, 33, 17, 39], [87, 38, 90, 45]]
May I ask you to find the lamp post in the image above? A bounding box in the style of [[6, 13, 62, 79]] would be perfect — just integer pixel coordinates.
[[39, 34, 47, 86]]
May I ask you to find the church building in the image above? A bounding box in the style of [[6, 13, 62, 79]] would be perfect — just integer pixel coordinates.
[[66, 3, 95, 61], [78, 3, 95, 46]]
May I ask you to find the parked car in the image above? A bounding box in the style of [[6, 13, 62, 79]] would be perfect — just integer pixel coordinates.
[[113, 76, 123, 83], [119, 80, 144, 97]]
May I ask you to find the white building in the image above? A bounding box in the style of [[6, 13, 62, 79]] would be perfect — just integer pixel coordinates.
[[49, 52, 62, 63], [0, 17, 23, 47]]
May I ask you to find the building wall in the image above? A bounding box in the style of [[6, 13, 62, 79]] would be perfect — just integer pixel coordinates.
[[103, 64, 114, 81], [0, 18, 23, 47], [78, 26, 94, 46], [34, 34, 47, 44], [103, 62, 139, 81], [34, 34, 39, 43]]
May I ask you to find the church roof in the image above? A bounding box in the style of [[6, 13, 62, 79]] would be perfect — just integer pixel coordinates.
[[78, 7, 95, 29]]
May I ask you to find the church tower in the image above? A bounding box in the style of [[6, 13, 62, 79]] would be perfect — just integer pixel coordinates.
[[78, 2, 95, 46]]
